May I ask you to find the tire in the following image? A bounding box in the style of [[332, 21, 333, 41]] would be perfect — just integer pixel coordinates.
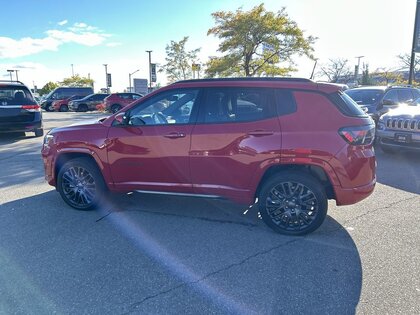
[[34, 128, 44, 137], [258, 171, 328, 236], [78, 104, 88, 112], [111, 104, 122, 113], [57, 158, 106, 210], [59, 104, 69, 112], [45, 105, 53, 112]]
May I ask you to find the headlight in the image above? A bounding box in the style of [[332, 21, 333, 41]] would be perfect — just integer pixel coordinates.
[[43, 134, 54, 146]]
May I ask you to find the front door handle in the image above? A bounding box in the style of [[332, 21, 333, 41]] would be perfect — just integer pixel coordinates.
[[248, 130, 274, 136], [164, 132, 186, 139]]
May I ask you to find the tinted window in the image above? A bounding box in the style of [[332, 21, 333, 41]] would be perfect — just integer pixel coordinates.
[[276, 89, 296, 115], [125, 89, 199, 125], [202, 88, 276, 123], [0, 86, 35, 105], [398, 89, 414, 102], [330, 91, 367, 117], [383, 90, 398, 103], [345, 89, 384, 105]]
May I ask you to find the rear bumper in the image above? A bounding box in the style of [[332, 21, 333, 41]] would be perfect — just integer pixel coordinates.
[[0, 120, 42, 133], [334, 177, 376, 205]]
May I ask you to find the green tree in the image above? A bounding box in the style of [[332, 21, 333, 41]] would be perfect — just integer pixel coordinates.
[[361, 64, 373, 85], [160, 36, 201, 83], [60, 74, 94, 87], [206, 4, 315, 77], [39, 81, 59, 95]]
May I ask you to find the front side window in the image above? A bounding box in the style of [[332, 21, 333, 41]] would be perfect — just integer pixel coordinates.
[[201, 88, 276, 123], [383, 90, 398, 103], [398, 89, 414, 102], [124, 89, 199, 126]]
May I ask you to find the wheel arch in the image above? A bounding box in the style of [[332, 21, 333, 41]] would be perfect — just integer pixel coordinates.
[[254, 164, 336, 201]]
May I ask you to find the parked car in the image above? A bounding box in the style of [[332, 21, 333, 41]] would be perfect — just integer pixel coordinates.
[[68, 93, 109, 112], [345, 85, 420, 123], [40, 86, 94, 112], [41, 77, 376, 235], [52, 95, 86, 112], [376, 100, 420, 153], [103, 92, 143, 113], [0, 80, 43, 137]]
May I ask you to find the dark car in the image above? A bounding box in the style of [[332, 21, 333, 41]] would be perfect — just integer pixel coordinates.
[[345, 85, 420, 123], [0, 80, 43, 137], [103, 92, 143, 113], [52, 95, 87, 112], [376, 100, 420, 153], [42, 77, 376, 236], [68, 93, 109, 112], [41, 86, 94, 111]]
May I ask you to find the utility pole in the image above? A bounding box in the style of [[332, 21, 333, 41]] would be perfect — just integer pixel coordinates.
[[146, 50, 152, 91], [103, 64, 109, 93], [409, 0, 420, 84]]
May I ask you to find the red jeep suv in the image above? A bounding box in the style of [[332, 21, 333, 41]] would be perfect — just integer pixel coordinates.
[[42, 78, 376, 235]]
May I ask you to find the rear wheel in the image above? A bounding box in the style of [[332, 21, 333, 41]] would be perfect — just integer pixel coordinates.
[[34, 128, 44, 137], [258, 171, 327, 236], [111, 104, 122, 113], [57, 158, 106, 210], [59, 104, 69, 112]]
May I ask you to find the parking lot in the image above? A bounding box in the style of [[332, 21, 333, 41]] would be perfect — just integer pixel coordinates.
[[0, 111, 419, 314]]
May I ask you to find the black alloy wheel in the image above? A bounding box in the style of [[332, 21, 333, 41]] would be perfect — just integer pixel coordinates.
[[259, 172, 327, 236], [57, 158, 106, 210]]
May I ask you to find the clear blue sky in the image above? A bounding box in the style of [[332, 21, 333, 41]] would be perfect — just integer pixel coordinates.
[[0, 0, 417, 92]]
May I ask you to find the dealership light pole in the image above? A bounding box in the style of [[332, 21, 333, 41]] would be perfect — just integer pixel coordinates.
[[71, 64, 74, 77], [146, 50, 152, 91], [6, 69, 14, 81], [355, 56, 364, 84], [103, 64, 109, 93], [129, 69, 139, 92]]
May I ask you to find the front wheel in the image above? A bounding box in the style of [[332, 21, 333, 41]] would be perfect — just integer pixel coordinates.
[[57, 158, 106, 210], [34, 128, 44, 137], [258, 172, 327, 236], [59, 104, 69, 112]]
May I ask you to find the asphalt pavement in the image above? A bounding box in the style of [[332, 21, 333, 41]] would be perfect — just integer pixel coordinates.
[[0, 111, 419, 314]]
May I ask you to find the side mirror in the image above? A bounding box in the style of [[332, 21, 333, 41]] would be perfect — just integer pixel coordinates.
[[382, 99, 396, 106]]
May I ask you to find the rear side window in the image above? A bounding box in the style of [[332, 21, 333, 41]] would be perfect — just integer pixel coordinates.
[[201, 88, 276, 123], [330, 92, 367, 117], [0, 86, 35, 105]]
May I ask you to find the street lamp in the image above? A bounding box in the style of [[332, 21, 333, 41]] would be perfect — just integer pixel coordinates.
[[71, 64, 74, 77], [6, 69, 14, 81], [129, 69, 140, 92], [355, 56, 364, 84]]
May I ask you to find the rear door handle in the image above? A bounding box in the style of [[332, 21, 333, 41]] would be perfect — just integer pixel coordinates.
[[164, 132, 186, 139], [248, 130, 274, 136]]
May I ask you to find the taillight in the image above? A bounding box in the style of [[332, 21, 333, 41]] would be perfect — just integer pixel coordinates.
[[338, 124, 375, 145], [21, 105, 41, 112]]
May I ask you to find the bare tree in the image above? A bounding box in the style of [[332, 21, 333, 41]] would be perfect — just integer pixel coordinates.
[[318, 58, 353, 83], [397, 53, 420, 78]]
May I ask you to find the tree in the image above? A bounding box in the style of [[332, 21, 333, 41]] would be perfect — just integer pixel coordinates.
[[205, 4, 315, 77], [160, 37, 201, 83], [372, 68, 403, 85], [397, 53, 420, 82], [361, 64, 373, 85], [60, 74, 94, 87], [318, 58, 353, 83], [38, 82, 59, 95]]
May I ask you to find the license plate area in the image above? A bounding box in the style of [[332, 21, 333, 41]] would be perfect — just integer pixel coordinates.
[[394, 133, 411, 143]]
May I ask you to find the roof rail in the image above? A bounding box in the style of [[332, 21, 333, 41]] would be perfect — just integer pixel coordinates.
[[174, 77, 314, 84], [388, 84, 414, 88], [0, 80, 25, 85]]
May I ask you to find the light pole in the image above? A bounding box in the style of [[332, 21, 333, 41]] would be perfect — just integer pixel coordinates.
[[129, 69, 140, 92], [6, 69, 14, 81], [71, 64, 74, 77], [146, 50, 152, 91], [355, 56, 364, 84], [15, 69, 19, 81], [103, 64, 109, 93]]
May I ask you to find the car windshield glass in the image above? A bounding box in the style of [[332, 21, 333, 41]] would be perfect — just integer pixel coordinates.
[[345, 89, 384, 105], [0, 86, 36, 105]]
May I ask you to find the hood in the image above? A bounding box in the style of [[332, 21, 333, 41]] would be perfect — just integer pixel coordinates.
[[49, 117, 106, 134], [382, 105, 420, 119]]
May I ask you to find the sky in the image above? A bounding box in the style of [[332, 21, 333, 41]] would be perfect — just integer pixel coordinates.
[[0, 0, 417, 92]]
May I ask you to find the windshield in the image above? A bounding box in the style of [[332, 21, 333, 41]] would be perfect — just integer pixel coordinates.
[[345, 89, 384, 105]]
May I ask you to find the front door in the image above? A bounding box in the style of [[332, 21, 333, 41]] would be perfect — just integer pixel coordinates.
[[107, 88, 200, 193]]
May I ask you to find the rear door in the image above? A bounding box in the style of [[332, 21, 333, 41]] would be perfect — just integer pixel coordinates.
[[190, 87, 282, 201]]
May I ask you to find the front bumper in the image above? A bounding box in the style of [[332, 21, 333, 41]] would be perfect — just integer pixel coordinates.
[[377, 129, 420, 151]]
